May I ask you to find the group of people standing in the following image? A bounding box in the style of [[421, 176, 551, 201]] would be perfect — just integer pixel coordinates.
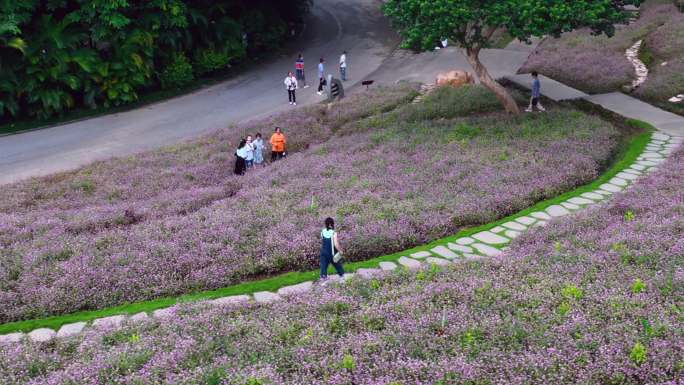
[[284, 51, 348, 104], [234, 127, 287, 175]]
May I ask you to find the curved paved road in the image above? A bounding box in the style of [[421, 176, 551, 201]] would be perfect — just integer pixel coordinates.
[[0, 0, 399, 185]]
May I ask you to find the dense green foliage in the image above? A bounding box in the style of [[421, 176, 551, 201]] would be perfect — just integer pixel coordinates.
[[0, 0, 312, 120]]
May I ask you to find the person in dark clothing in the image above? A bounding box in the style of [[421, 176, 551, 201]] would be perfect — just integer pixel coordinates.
[[319, 217, 345, 279], [317, 57, 326, 95], [295, 53, 308, 88], [234, 139, 247, 175]]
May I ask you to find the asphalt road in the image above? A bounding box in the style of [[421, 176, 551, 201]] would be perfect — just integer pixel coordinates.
[[0, 0, 399, 185], [0, 0, 536, 185]]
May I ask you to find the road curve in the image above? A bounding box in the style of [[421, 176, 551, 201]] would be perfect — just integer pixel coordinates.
[[0, 0, 399, 185]]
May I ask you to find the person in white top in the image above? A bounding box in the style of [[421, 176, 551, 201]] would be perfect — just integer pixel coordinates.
[[284, 71, 298, 105], [339, 51, 347, 81], [244, 135, 255, 169]]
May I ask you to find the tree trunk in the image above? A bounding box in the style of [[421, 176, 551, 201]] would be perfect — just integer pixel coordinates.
[[465, 48, 521, 114]]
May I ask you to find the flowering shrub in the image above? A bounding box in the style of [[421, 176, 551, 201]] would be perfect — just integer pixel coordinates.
[[520, 1, 684, 100], [1, 144, 682, 384], [0, 85, 618, 322]]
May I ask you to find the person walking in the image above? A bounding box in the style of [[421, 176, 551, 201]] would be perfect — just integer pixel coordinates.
[[295, 53, 308, 88], [339, 51, 347, 81], [234, 139, 247, 175], [319, 217, 345, 280], [526, 71, 546, 112], [317, 57, 326, 95], [269, 127, 286, 162], [244, 135, 255, 169], [285, 71, 298, 106], [253, 133, 265, 167]]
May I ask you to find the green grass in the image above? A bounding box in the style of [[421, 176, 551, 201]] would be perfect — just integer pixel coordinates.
[[0, 120, 653, 336]]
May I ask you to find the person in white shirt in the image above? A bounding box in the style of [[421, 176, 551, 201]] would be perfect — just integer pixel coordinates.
[[244, 135, 255, 168], [284, 71, 298, 105], [339, 51, 347, 81]]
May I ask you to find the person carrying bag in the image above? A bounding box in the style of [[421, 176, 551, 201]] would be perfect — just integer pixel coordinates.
[[319, 217, 345, 280]]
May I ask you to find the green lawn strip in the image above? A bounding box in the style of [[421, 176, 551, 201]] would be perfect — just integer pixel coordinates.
[[0, 123, 653, 336]]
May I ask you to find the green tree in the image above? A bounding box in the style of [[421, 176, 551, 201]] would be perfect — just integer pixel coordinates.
[[383, 0, 640, 114]]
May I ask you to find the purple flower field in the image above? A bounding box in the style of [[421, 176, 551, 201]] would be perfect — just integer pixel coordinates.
[[521, 0, 684, 112], [1, 142, 682, 385], [0, 85, 619, 323]]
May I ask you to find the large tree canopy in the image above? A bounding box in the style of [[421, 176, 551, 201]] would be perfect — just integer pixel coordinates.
[[0, 0, 312, 120], [383, 0, 640, 113]]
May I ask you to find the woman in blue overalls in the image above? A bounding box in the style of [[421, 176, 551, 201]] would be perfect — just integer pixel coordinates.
[[320, 217, 345, 279]]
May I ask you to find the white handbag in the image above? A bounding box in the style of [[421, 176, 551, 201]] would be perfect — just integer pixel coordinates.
[[331, 231, 343, 263]]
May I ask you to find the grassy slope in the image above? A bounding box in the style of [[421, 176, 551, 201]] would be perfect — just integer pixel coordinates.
[[0, 118, 651, 335]]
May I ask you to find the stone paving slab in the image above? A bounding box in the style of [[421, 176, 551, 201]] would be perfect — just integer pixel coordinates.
[[505, 230, 521, 239], [448, 243, 473, 254], [490, 226, 505, 233], [277, 281, 313, 296], [472, 231, 510, 245], [209, 295, 250, 307], [153, 307, 176, 319], [398, 256, 422, 270], [581, 192, 604, 200], [471, 243, 503, 257], [456, 237, 475, 245], [0, 332, 24, 344], [531, 211, 552, 220], [28, 328, 56, 342], [426, 257, 451, 266], [546, 205, 570, 217], [600, 183, 622, 193], [92, 315, 126, 329], [253, 291, 281, 303], [561, 202, 580, 210], [502, 221, 526, 231], [431, 245, 460, 260], [616, 172, 639, 181], [379, 261, 398, 271], [130, 312, 150, 322], [410, 251, 432, 259], [515, 216, 536, 225], [463, 253, 486, 260], [568, 197, 594, 205], [57, 322, 87, 338]]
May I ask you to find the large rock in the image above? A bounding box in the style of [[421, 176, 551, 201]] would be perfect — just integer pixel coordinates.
[[435, 70, 475, 87]]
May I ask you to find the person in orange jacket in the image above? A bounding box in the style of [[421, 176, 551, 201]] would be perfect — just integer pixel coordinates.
[[269, 126, 286, 162]]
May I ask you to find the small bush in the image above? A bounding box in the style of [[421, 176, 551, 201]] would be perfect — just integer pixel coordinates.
[[160, 53, 194, 89], [631, 278, 646, 294], [629, 342, 647, 365], [194, 49, 231, 76]]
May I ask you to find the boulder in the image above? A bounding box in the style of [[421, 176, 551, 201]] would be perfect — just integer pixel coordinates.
[[435, 70, 475, 88]]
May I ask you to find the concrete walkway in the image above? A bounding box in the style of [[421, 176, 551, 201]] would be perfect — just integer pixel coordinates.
[[585, 93, 684, 136], [506, 74, 588, 101], [507, 76, 684, 137], [0, 0, 399, 185]]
